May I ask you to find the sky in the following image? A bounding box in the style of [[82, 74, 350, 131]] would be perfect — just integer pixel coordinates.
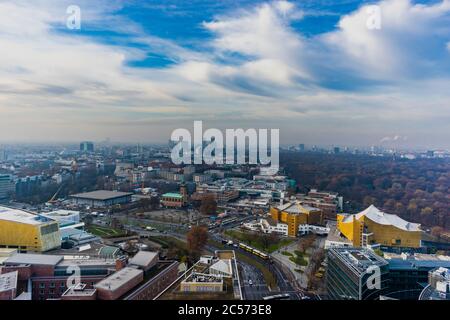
[[0, 0, 449, 149]]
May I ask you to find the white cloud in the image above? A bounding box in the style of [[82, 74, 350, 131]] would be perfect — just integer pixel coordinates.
[[0, 0, 449, 148], [321, 0, 450, 80]]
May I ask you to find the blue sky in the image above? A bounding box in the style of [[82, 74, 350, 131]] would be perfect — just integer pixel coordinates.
[[0, 0, 449, 149]]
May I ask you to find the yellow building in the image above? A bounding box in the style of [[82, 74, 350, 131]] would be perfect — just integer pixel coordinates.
[[0, 206, 61, 252], [337, 205, 421, 248], [270, 201, 323, 237]]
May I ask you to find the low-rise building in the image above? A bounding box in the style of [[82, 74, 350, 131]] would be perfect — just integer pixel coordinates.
[[70, 190, 133, 208], [95, 267, 144, 300], [0, 253, 120, 300], [129, 251, 159, 273], [0, 271, 18, 300], [180, 273, 223, 293]]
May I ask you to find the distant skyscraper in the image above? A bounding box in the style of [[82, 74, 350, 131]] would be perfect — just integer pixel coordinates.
[[0, 149, 7, 161], [334, 147, 340, 154], [299, 144, 305, 151], [0, 174, 14, 200], [80, 141, 94, 153]]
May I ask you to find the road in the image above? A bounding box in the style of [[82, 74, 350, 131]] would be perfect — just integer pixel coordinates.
[[237, 260, 270, 300], [105, 211, 317, 300]]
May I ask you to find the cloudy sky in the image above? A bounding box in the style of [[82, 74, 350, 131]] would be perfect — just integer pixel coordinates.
[[0, 0, 449, 148]]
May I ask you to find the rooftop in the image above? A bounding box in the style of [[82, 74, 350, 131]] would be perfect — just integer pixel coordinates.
[[41, 210, 79, 219], [183, 272, 223, 284], [129, 251, 158, 268], [162, 192, 183, 199], [343, 205, 421, 232], [330, 247, 388, 275], [0, 206, 46, 226], [94, 267, 143, 292], [70, 190, 133, 201], [4, 253, 63, 266], [56, 257, 116, 268], [62, 283, 97, 297], [210, 259, 233, 276], [0, 271, 18, 292], [276, 201, 320, 214]]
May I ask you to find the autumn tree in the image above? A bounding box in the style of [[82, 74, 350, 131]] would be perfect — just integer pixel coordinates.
[[431, 226, 444, 240], [199, 194, 217, 215], [187, 226, 209, 261]]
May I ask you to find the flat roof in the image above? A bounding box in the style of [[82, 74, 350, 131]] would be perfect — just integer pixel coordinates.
[[70, 190, 133, 201], [0, 248, 17, 257], [162, 193, 183, 199], [41, 210, 80, 218], [0, 206, 45, 226], [62, 284, 97, 297], [56, 257, 116, 268], [129, 251, 158, 267], [330, 248, 388, 275], [0, 271, 18, 292], [4, 254, 63, 266], [94, 267, 143, 292]]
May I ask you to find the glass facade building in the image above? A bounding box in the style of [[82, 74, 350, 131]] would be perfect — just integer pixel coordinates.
[[327, 248, 389, 300]]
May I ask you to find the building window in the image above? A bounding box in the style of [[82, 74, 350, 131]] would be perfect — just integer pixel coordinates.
[[39, 283, 45, 289]]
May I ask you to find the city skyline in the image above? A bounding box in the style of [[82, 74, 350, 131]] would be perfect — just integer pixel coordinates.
[[0, 0, 449, 148]]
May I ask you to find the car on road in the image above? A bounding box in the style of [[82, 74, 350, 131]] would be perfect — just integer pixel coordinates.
[[248, 280, 253, 286]]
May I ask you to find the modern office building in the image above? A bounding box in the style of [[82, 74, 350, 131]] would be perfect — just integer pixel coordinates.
[[270, 201, 323, 237], [337, 205, 421, 249], [80, 141, 94, 153], [384, 252, 450, 300], [0, 206, 61, 252], [419, 267, 450, 300], [0, 174, 14, 200], [70, 190, 133, 207], [326, 247, 389, 300]]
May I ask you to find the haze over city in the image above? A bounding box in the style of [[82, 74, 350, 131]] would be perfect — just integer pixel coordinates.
[[0, 0, 449, 148]]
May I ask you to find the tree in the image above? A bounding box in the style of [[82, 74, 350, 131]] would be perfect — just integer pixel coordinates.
[[260, 234, 271, 251], [199, 194, 217, 215], [187, 226, 209, 260], [431, 226, 444, 239]]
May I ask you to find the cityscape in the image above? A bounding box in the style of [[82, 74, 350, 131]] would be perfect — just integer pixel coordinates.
[[0, 141, 449, 302], [0, 0, 449, 312]]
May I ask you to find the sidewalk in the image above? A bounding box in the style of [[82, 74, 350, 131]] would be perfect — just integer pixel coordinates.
[[271, 241, 309, 289]]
